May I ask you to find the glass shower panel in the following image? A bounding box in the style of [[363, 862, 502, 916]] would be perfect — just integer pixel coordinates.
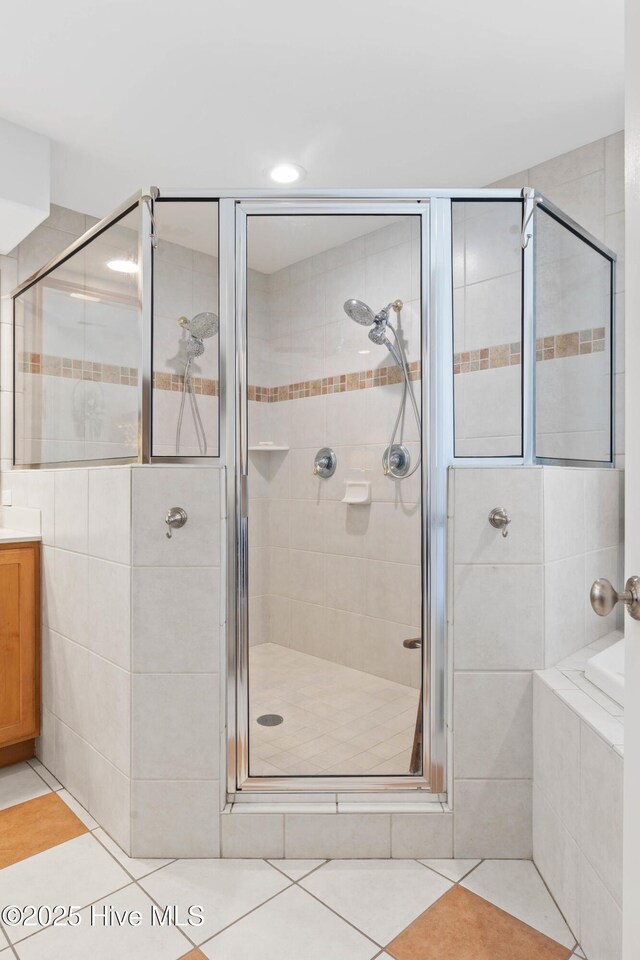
[[13, 208, 140, 465], [244, 213, 423, 778], [451, 199, 523, 457], [535, 206, 613, 462], [151, 200, 219, 457]]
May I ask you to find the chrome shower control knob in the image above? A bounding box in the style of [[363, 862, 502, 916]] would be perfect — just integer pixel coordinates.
[[383, 444, 411, 478], [313, 447, 337, 479], [590, 576, 640, 620], [165, 506, 188, 539]]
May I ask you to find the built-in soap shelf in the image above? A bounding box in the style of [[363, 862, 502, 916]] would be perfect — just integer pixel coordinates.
[[342, 480, 371, 504], [248, 442, 289, 452]]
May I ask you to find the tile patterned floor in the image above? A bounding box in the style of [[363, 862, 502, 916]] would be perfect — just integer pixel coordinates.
[[0, 760, 586, 959], [249, 643, 420, 776]]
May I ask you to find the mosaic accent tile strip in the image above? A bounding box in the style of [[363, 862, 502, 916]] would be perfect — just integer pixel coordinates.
[[18, 326, 605, 403], [454, 343, 520, 375], [248, 361, 421, 403], [19, 352, 139, 386], [454, 327, 606, 375], [536, 326, 606, 361], [152, 372, 218, 396], [18, 353, 219, 395]]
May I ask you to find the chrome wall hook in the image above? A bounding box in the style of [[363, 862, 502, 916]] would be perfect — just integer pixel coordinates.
[[489, 507, 511, 538], [165, 506, 188, 538]]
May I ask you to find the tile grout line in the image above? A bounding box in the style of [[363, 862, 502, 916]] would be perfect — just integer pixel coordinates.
[[131, 877, 199, 952], [2, 877, 136, 949], [531, 859, 581, 954], [90, 828, 177, 885], [191, 875, 297, 950], [289, 877, 385, 951], [0, 918, 18, 960], [24, 759, 60, 793]]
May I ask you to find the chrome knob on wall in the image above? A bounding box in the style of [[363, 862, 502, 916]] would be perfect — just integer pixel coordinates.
[[590, 576, 640, 620], [165, 506, 188, 539], [488, 507, 511, 538], [313, 447, 337, 478]]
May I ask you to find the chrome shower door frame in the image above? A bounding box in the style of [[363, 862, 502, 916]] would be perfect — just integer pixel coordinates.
[[229, 196, 450, 796]]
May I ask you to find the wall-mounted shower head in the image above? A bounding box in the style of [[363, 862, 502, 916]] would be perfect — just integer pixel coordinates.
[[343, 299, 376, 325]]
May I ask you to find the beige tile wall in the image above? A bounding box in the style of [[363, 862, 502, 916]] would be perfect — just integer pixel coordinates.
[[492, 131, 625, 464], [533, 672, 623, 955], [1, 465, 134, 850], [450, 464, 623, 859]]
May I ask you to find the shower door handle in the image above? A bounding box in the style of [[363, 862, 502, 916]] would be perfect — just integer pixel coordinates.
[[590, 577, 640, 620]]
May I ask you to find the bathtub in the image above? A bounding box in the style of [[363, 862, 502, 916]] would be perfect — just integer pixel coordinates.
[[585, 637, 625, 707]]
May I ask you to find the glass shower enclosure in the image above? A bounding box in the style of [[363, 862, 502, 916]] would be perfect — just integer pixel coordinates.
[[11, 187, 615, 798]]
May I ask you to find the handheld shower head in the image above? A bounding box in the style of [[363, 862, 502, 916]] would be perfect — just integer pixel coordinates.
[[344, 299, 375, 325], [369, 323, 402, 365]]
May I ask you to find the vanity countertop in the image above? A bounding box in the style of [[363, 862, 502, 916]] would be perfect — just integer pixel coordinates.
[[0, 528, 42, 543]]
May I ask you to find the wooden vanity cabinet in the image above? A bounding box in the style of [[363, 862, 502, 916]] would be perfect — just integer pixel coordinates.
[[0, 541, 40, 766]]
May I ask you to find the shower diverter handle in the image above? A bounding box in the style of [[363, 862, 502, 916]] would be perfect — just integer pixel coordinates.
[[165, 506, 188, 539], [313, 447, 337, 478]]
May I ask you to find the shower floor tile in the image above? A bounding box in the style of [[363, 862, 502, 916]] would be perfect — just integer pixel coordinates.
[[248, 643, 420, 776]]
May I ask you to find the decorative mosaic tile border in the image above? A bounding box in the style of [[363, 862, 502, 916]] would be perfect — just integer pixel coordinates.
[[152, 372, 218, 396], [454, 326, 606, 375], [19, 352, 139, 386], [248, 362, 421, 403], [18, 353, 219, 396], [535, 326, 606, 361], [454, 343, 520, 375], [18, 327, 605, 403]]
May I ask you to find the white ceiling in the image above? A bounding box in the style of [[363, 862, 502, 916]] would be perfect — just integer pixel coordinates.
[[0, 0, 624, 221]]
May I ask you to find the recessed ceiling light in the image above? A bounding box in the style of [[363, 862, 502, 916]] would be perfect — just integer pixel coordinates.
[[107, 258, 139, 274], [269, 163, 306, 184], [70, 292, 101, 302]]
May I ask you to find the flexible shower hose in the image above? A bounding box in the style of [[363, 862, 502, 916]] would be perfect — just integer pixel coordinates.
[[383, 323, 422, 480], [175, 357, 208, 455]]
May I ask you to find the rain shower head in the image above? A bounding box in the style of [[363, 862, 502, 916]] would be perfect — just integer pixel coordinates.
[[343, 299, 376, 325]]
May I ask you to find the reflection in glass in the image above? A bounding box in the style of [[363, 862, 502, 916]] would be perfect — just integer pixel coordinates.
[[535, 207, 613, 462], [14, 209, 140, 465], [452, 200, 523, 458], [151, 200, 220, 457]]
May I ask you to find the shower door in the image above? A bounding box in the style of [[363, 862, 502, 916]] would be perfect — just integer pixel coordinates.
[[232, 200, 441, 792]]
